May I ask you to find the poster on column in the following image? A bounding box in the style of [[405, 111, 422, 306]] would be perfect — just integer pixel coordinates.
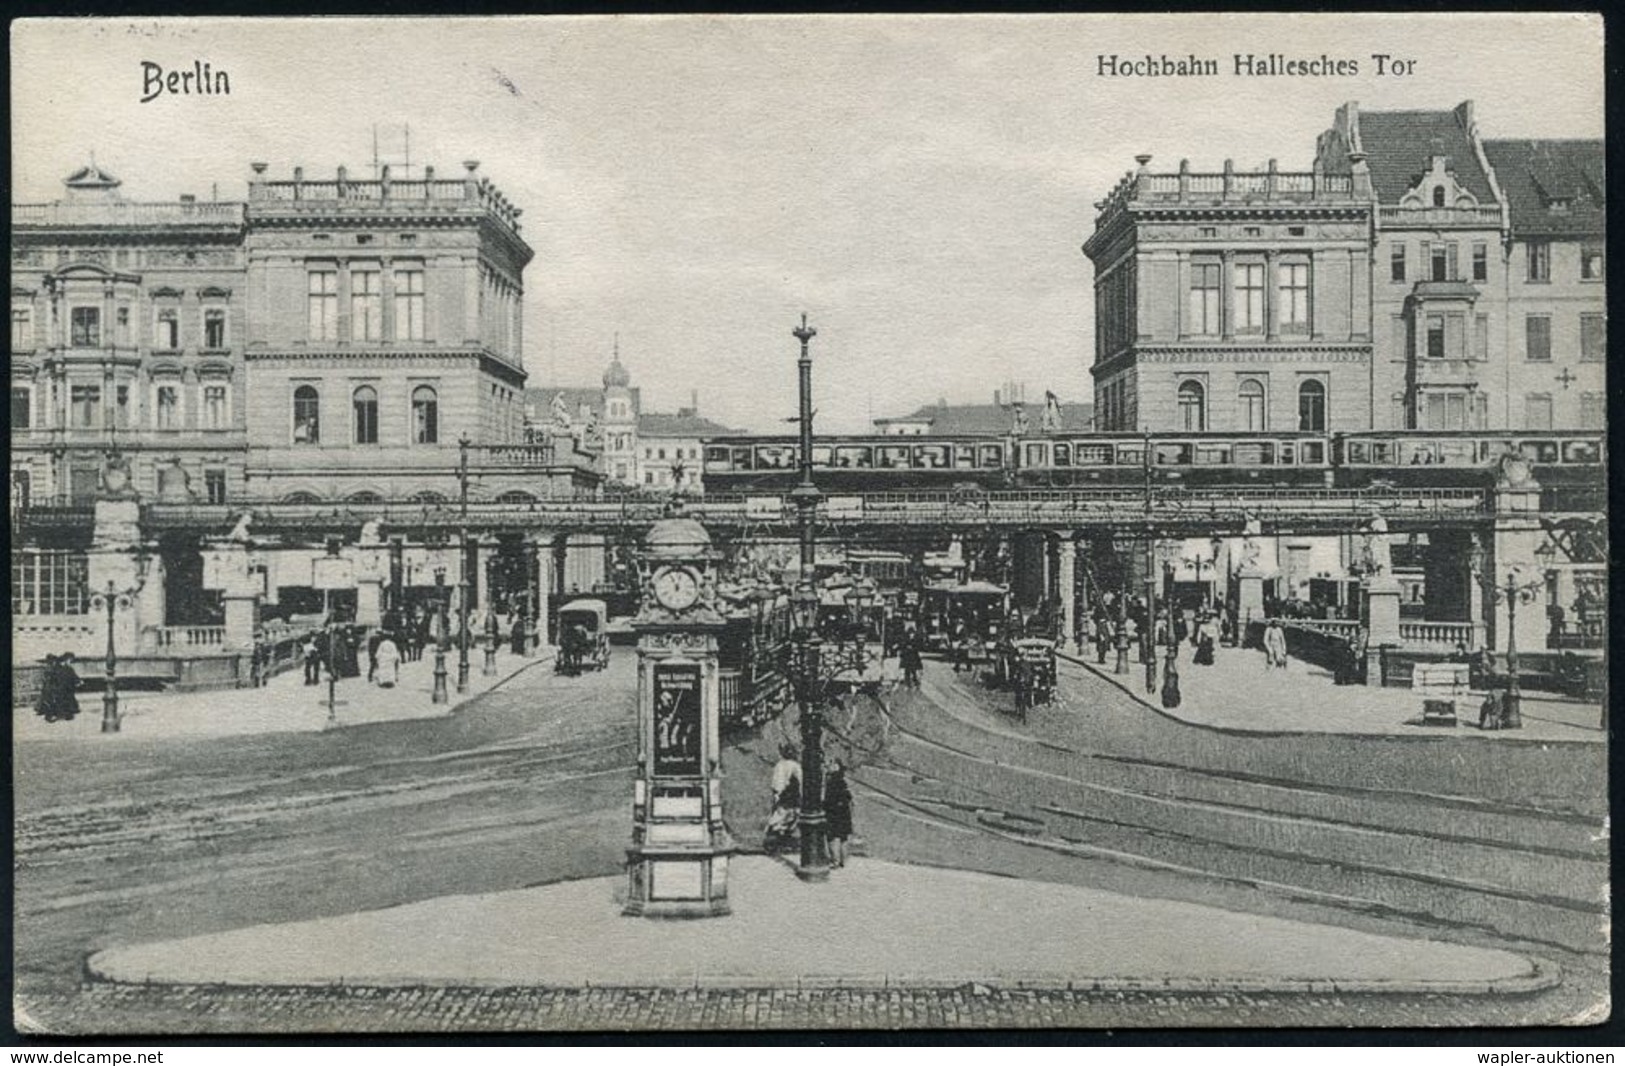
[[652, 662, 703, 777], [8, 11, 1607, 1039]]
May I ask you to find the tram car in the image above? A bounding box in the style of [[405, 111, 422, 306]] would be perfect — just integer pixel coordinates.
[[920, 580, 1010, 664], [701, 429, 1603, 497], [1000, 638, 1057, 718], [716, 590, 794, 733]]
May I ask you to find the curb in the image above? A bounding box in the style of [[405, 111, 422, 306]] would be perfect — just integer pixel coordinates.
[[82, 956, 1561, 999], [1057, 650, 1603, 746], [321, 646, 559, 731]]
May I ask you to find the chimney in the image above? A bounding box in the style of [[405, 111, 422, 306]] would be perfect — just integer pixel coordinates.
[[690, 389, 698, 413], [993, 389, 1001, 406]]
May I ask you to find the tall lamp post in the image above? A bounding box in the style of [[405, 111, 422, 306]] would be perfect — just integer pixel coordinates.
[[1156, 540, 1183, 709], [1494, 568, 1544, 730], [90, 577, 142, 734], [851, 579, 875, 677], [1141, 536, 1157, 694], [431, 562, 450, 704], [789, 312, 831, 883], [456, 432, 472, 695]]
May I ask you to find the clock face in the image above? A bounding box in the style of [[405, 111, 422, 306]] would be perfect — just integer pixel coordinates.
[[653, 567, 700, 611]]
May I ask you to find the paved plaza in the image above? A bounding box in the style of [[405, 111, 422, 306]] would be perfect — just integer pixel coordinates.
[[14, 644, 555, 742], [1061, 645, 1604, 743], [86, 855, 1548, 995]]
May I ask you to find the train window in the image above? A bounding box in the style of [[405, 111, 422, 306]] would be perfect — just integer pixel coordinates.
[[704, 445, 732, 471], [1194, 444, 1231, 465], [1075, 444, 1114, 466], [1369, 441, 1392, 464], [1402, 442, 1439, 465], [1563, 440, 1601, 463], [1279, 442, 1296, 465], [877, 446, 910, 469], [1345, 442, 1368, 465], [1300, 441, 1326, 465], [731, 446, 755, 470], [1233, 442, 1274, 466], [955, 444, 978, 468], [1116, 444, 1145, 466], [756, 445, 796, 469], [1437, 440, 1475, 466], [1053, 443, 1071, 467], [812, 445, 833, 467], [834, 446, 873, 468], [1023, 443, 1048, 467], [915, 444, 951, 469], [1518, 440, 1559, 464], [1155, 443, 1191, 465], [980, 444, 1004, 467]]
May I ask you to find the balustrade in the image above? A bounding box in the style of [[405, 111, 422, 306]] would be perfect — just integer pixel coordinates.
[[1398, 620, 1483, 650], [154, 625, 227, 649]]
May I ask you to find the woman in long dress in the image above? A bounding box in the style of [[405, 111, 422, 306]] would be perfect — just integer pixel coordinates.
[[374, 634, 401, 688]]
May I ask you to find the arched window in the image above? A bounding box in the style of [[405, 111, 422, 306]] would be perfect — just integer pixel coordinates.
[[1298, 380, 1327, 432], [1177, 381, 1205, 432], [412, 385, 439, 444], [282, 491, 321, 504], [496, 490, 536, 505], [347, 490, 383, 504], [293, 385, 320, 445], [1432, 186, 1446, 208], [352, 385, 378, 445], [410, 490, 447, 504], [1238, 380, 1266, 432]]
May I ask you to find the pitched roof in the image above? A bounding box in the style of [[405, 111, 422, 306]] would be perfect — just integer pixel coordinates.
[[875, 401, 1094, 435], [638, 412, 738, 437], [1355, 108, 1497, 205], [1482, 139, 1605, 238]]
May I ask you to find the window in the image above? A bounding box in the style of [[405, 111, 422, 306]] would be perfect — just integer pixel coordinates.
[[293, 385, 320, 444], [11, 307, 32, 349], [204, 309, 227, 349], [412, 385, 438, 444], [1185, 264, 1223, 337], [1426, 315, 1446, 359], [1527, 241, 1550, 282], [115, 385, 130, 428], [70, 307, 100, 346], [156, 308, 180, 349], [204, 469, 227, 505], [1277, 263, 1309, 331], [11, 550, 89, 616], [1474, 315, 1489, 361], [156, 384, 179, 429], [1424, 391, 1467, 431], [1472, 243, 1488, 282], [11, 386, 31, 428], [202, 384, 227, 429], [1524, 394, 1553, 430], [394, 267, 425, 340], [1238, 379, 1266, 432], [1525, 316, 1551, 362], [1176, 380, 1205, 431], [644, 472, 654, 485], [1198, 226, 1217, 238], [350, 268, 381, 340], [1580, 392, 1604, 429], [1430, 244, 1449, 282], [1234, 263, 1264, 332], [1580, 315, 1605, 362], [308, 270, 338, 341], [116, 305, 131, 345], [1298, 380, 1326, 432], [1390, 243, 1406, 282], [1432, 186, 1446, 208], [71, 384, 101, 427], [352, 385, 379, 444], [1581, 244, 1605, 281]]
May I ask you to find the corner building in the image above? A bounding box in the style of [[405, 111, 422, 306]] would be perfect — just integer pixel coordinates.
[[1082, 156, 1373, 434]]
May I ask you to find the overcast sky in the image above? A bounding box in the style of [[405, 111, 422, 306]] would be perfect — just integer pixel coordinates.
[[12, 14, 1603, 433]]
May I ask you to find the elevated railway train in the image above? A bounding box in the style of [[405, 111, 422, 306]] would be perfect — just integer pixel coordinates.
[[702, 430, 1603, 496]]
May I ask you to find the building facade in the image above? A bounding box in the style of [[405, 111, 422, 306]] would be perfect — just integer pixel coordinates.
[[1082, 155, 1375, 434]]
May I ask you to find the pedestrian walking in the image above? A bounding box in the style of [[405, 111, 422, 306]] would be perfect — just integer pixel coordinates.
[[950, 620, 969, 673], [825, 759, 854, 869], [1263, 619, 1288, 670], [900, 639, 923, 689], [302, 636, 321, 685], [374, 633, 401, 688], [1095, 615, 1111, 664], [511, 609, 528, 655], [366, 629, 382, 683]]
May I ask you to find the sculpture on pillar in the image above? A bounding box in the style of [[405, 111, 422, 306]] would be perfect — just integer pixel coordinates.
[[1359, 516, 1392, 578], [1237, 517, 1265, 576], [1495, 453, 1539, 492], [550, 391, 571, 431], [359, 518, 383, 546], [1010, 402, 1030, 436], [1041, 391, 1063, 434], [227, 510, 254, 544]]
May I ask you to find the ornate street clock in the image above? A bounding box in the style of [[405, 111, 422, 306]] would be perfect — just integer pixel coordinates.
[[624, 516, 735, 918]]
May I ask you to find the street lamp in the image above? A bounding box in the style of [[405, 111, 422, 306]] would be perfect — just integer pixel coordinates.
[[1114, 560, 1130, 675], [1141, 536, 1157, 694], [788, 312, 831, 883], [851, 579, 876, 676], [1493, 568, 1545, 730], [89, 577, 142, 734], [456, 432, 472, 695], [1156, 540, 1184, 709], [431, 563, 450, 704]]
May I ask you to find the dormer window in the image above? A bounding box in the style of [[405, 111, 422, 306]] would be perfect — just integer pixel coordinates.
[[1548, 198, 1571, 214], [1432, 187, 1446, 207]]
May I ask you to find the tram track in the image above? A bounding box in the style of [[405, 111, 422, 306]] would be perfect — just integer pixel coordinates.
[[856, 679, 1608, 957]]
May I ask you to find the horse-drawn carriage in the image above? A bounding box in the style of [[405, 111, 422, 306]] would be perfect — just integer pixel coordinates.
[[555, 599, 611, 675]]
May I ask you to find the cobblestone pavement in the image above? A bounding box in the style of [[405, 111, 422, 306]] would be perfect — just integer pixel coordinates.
[[23, 978, 1609, 1034]]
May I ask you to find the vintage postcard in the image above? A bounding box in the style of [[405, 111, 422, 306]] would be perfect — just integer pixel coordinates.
[[9, 13, 1608, 1036]]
